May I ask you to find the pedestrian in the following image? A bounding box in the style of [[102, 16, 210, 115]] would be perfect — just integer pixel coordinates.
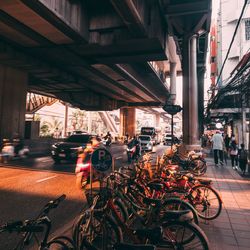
[[229, 139, 238, 170], [224, 134, 230, 154], [201, 134, 208, 148], [238, 143, 248, 175], [211, 130, 224, 167]]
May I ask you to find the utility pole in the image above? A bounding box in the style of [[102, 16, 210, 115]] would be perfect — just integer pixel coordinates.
[[87, 111, 92, 134], [64, 103, 68, 137]]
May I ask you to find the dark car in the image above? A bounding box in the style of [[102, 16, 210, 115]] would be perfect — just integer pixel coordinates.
[[163, 134, 179, 146], [51, 134, 100, 163]]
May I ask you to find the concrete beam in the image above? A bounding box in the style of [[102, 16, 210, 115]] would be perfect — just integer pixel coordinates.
[[165, 1, 209, 16], [21, 0, 88, 42], [110, 0, 147, 37]]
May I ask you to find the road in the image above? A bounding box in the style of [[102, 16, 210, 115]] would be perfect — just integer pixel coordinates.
[[0, 143, 166, 249]]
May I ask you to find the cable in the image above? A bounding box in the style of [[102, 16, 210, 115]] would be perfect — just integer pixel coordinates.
[[215, 0, 248, 87]]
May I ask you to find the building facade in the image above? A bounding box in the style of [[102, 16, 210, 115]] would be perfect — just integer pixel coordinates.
[[212, 0, 250, 147]]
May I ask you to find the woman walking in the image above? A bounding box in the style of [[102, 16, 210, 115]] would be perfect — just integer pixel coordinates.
[[229, 140, 238, 170]]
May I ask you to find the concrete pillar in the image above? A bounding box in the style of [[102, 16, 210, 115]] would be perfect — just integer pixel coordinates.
[[119, 107, 136, 138], [198, 67, 205, 137], [0, 65, 28, 140], [170, 62, 177, 104], [155, 114, 160, 128], [63, 103, 68, 137], [182, 35, 200, 149]]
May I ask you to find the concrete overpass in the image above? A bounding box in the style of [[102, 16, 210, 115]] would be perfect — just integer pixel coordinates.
[[0, 0, 211, 147]]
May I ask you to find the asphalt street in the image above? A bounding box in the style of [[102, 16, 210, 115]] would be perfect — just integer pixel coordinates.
[[0, 143, 164, 249]]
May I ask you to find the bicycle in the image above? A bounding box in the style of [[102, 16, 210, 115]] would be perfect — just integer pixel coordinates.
[[0, 194, 76, 249], [74, 172, 210, 250]]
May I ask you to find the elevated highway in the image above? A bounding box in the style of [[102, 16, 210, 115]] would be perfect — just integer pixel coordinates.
[[0, 0, 170, 110], [0, 0, 211, 147]]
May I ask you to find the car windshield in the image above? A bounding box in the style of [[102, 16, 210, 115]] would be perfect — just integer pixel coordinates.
[[65, 134, 91, 143], [139, 136, 151, 141]]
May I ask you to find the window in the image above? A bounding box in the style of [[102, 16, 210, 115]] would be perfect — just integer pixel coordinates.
[[245, 19, 250, 40]]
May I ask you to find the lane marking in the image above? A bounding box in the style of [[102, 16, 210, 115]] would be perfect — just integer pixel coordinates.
[[115, 157, 122, 160], [36, 175, 58, 183]]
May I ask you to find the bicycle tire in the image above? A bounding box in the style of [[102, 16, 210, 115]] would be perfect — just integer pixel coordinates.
[[47, 235, 76, 249], [75, 212, 122, 250], [160, 197, 199, 225], [189, 184, 222, 220], [113, 198, 129, 224], [159, 220, 210, 250], [188, 159, 207, 176]]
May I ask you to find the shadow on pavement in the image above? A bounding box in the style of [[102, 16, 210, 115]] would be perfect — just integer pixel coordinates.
[[0, 189, 85, 249]]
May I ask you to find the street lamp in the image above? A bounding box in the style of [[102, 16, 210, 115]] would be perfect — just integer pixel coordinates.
[[162, 104, 182, 148]]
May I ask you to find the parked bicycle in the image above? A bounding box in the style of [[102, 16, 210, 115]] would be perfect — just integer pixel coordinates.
[[0, 194, 76, 249]]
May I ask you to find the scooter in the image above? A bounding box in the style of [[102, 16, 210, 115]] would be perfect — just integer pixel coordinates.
[[127, 144, 137, 163], [102, 137, 112, 147], [1, 142, 29, 161], [75, 151, 92, 190]]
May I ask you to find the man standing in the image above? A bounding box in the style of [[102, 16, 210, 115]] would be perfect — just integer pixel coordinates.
[[211, 131, 224, 167]]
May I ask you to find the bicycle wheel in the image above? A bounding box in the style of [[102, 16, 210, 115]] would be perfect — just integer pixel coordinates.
[[47, 235, 76, 249], [160, 198, 199, 225], [112, 198, 129, 224], [189, 159, 207, 176], [189, 185, 222, 220], [159, 220, 210, 250], [75, 212, 122, 250]]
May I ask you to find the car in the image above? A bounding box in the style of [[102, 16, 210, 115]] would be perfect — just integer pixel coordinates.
[[51, 134, 101, 163], [71, 130, 88, 135], [163, 134, 179, 146], [138, 135, 154, 151]]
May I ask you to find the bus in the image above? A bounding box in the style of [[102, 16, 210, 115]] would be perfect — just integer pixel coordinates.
[[140, 127, 161, 145]]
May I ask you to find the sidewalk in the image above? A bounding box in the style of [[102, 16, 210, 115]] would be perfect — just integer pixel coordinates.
[[200, 157, 250, 250]]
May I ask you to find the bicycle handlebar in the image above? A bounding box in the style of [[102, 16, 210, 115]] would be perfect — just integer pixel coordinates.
[[0, 221, 44, 233], [41, 194, 66, 216]]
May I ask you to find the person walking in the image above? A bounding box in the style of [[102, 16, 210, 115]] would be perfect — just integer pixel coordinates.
[[238, 143, 248, 175], [224, 134, 230, 153], [229, 139, 238, 170], [211, 131, 224, 167]]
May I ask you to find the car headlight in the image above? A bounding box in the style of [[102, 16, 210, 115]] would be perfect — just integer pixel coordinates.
[[71, 147, 83, 151]]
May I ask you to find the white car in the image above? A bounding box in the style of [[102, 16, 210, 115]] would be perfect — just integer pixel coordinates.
[[138, 135, 153, 151]]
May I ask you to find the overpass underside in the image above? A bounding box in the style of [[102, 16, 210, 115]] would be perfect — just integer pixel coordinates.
[[0, 0, 171, 111], [0, 0, 211, 146]]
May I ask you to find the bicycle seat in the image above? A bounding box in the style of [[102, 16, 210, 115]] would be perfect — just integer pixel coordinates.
[[143, 197, 162, 206], [114, 243, 155, 250], [162, 210, 193, 222], [147, 182, 163, 191]]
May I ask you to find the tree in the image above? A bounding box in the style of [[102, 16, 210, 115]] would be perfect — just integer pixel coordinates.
[[43, 117, 63, 137], [70, 110, 87, 131], [40, 123, 50, 137]]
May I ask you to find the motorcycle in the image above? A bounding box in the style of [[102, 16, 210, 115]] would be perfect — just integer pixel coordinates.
[[1, 140, 29, 162], [127, 143, 137, 163], [102, 136, 112, 147]]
